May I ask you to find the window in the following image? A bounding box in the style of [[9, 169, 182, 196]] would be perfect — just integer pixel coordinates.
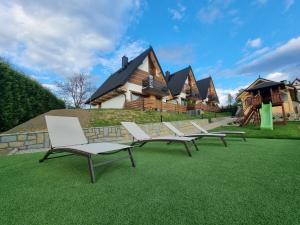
[[131, 93, 140, 101]]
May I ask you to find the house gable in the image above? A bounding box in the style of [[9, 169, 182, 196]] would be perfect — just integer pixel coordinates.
[[236, 78, 271, 100]]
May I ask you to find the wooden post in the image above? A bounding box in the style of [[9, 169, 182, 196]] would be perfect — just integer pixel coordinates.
[[282, 104, 287, 124], [270, 88, 273, 104]]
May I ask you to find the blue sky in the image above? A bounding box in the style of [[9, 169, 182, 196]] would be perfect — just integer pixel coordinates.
[[0, 0, 299, 105]]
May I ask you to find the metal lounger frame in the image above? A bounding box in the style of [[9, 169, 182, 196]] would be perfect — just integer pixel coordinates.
[[39, 146, 135, 183], [130, 138, 199, 157], [184, 134, 228, 147]]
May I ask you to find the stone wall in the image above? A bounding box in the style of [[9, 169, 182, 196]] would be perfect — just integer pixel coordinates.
[[0, 117, 234, 155]]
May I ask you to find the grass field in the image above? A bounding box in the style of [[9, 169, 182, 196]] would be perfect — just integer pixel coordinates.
[[1, 138, 299, 225], [211, 121, 300, 139]]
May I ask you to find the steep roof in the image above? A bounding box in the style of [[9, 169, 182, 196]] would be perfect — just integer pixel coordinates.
[[196, 77, 212, 100], [247, 81, 284, 91], [292, 78, 300, 84], [167, 66, 191, 96], [87, 47, 153, 103], [236, 77, 271, 99]]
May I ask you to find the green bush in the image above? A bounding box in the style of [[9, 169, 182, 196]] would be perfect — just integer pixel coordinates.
[[0, 61, 65, 132]]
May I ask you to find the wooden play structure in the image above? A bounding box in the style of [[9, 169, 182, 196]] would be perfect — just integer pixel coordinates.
[[239, 81, 287, 126]]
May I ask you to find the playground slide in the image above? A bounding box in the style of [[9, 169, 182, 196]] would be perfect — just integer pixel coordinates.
[[260, 103, 273, 130]]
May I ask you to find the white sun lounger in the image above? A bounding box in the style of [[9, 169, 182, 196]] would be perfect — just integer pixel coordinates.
[[39, 116, 135, 183], [121, 122, 199, 157], [190, 121, 246, 141], [163, 122, 227, 147]]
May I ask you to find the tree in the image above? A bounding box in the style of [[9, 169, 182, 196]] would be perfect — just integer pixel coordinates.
[[227, 93, 233, 107], [56, 73, 95, 108]]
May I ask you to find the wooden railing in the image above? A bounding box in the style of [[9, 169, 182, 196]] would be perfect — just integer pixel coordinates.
[[271, 92, 282, 105], [125, 98, 187, 112]]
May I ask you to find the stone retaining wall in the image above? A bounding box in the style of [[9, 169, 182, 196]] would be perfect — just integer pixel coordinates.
[[0, 117, 234, 155]]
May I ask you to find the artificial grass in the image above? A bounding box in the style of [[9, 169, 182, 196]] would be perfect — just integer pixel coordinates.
[[0, 138, 300, 225], [210, 121, 300, 140]]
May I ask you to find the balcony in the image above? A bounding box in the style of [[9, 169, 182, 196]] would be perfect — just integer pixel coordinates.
[[186, 90, 200, 100], [142, 76, 169, 97], [125, 98, 187, 112]]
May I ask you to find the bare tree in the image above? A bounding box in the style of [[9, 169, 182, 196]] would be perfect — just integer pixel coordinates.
[[227, 93, 233, 107], [56, 73, 95, 108]]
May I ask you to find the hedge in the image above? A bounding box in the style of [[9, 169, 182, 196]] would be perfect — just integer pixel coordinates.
[[0, 61, 65, 132]]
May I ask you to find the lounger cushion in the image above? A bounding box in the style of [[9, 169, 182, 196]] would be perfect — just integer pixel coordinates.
[[60, 143, 131, 155], [151, 136, 195, 141], [46, 116, 88, 148]]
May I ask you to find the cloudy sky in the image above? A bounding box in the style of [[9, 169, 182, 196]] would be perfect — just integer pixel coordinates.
[[0, 0, 299, 105]]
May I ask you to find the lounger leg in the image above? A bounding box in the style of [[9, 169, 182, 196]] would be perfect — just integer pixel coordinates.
[[127, 148, 136, 167], [192, 140, 199, 151], [138, 142, 146, 147], [221, 137, 227, 147], [183, 142, 192, 157], [242, 134, 246, 142], [39, 150, 53, 163], [87, 154, 96, 183]]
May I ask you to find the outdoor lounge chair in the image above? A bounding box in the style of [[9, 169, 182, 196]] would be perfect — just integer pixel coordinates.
[[39, 116, 135, 183], [162, 122, 227, 147], [121, 122, 199, 157], [190, 121, 246, 142]]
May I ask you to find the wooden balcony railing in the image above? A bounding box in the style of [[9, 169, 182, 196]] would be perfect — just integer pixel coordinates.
[[124, 98, 187, 112], [142, 76, 169, 97]]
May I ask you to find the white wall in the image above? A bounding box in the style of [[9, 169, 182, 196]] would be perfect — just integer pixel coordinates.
[[125, 82, 143, 100], [101, 95, 125, 109], [138, 56, 148, 72]]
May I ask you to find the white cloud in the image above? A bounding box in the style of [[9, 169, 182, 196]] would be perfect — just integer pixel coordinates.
[[216, 84, 248, 106], [42, 83, 58, 92], [0, 0, 143, 77], [169, 3, 186, 21], [222, 36, 300, 81], [98, 40, 148, 74], [265, 72, 289, 81], [246, 38, 262, 48], [237, 47, 271, 65], [284, 0, 294, 11]]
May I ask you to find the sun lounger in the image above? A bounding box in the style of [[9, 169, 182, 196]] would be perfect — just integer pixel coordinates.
[[190, 121, 246, 141], [39, 116, 135, 183], [121, 122, 198, 157], [163, 122, 227, 147]]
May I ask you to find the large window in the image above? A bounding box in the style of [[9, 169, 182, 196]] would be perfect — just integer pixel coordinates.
[[131, 93, 141, 101]]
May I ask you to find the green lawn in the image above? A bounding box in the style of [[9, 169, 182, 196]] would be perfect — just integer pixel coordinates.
[[211, 121, 300, 139], [1, 138, 299, 225]]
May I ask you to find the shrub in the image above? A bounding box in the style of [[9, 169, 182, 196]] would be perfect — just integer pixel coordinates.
[[0, 61, 65, 132]]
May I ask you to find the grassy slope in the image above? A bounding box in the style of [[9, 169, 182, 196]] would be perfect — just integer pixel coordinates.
[[90, 109, 227, 127], [3, 109, 230, 134], [211, 121, 300, 139], [1, 138, 299, 225]]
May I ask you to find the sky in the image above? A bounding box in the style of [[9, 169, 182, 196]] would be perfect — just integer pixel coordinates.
[[0, 0, 300, 105]]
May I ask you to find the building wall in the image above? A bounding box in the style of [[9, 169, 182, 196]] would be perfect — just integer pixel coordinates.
[[138, 56, 149, 72], [101, 95, 125, 109]]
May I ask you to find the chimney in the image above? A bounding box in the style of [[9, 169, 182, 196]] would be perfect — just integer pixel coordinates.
[[122, 56, 128, 69], [165, 71, 170, 81]]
